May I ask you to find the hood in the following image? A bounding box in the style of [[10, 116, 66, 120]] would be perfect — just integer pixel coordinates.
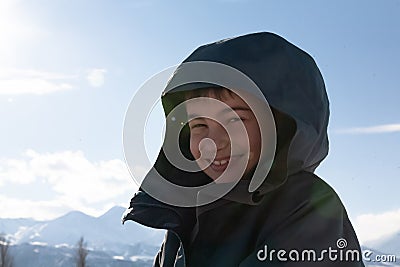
[[141, 32, 329, 203]]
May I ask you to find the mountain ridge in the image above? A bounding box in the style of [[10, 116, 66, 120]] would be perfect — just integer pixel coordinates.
[[1, 206, 399, 267], [0, 205, 164, 249], [0, 206, 163, 267]]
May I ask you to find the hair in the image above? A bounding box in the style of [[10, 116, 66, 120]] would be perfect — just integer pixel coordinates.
[[184, 87, 236, 100]]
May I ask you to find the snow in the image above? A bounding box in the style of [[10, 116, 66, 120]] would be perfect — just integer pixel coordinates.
[[30, 241, 47, 246], [130, 255, 154, 262]]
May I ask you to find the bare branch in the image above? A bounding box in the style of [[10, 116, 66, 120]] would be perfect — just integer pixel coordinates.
[[0, 234, 14, 267], [75, 236, 88, 267]]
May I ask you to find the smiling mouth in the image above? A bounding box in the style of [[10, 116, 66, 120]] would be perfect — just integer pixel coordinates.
[[211, 159, 229, 166], [203, 155, 243, 172]]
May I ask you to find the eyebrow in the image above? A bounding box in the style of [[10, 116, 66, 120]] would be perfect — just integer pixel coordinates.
[[187, 106, 251, 120]]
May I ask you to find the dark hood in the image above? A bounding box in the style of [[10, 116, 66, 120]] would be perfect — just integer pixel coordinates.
[[123, 32, 330, 227], [158, 32, 329, 196]]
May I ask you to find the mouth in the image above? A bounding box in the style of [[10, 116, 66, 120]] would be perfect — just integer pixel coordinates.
[[204, 155, 242, 172], [209, 159, 229, 172], [211, 158, 229, 166]]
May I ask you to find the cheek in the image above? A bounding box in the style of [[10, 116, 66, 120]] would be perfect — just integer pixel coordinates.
[[189, 135, 201, 159], [247, 123, 262, 155]]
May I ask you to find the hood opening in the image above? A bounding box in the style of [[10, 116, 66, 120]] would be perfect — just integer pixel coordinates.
[[156, 87, 297, 196]]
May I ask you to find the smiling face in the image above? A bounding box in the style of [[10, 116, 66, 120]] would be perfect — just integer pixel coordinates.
[[186, 89, 262, 182]]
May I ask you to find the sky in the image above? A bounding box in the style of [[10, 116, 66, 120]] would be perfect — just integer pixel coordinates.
[[0, 0, 399, 246]]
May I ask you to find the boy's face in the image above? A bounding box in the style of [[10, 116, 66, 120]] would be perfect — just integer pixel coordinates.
[[186, 89, 262, 182]]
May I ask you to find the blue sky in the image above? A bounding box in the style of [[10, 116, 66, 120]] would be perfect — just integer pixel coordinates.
[[0, 0, 399, 245]]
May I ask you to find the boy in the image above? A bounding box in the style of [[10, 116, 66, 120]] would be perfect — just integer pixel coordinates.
[[123, 32, 365, 266]]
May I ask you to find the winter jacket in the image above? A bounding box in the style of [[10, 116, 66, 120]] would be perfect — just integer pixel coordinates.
[[122, 32, 365, 267]]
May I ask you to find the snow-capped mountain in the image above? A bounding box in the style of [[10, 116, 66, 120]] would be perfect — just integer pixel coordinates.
[[1, 206, 164, 250], [0, 206, 165, 267], [1, 207, 399, 266], [361, 230, 400, 265], [374, 231, 400, 256], [360, 246, 400, 267]]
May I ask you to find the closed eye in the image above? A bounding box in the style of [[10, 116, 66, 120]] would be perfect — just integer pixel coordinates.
[[229, 117, 242, 123], [228, 117, 247, 123], [190, 123, 207, 129]]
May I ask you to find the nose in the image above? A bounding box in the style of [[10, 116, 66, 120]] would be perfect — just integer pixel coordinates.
[[207, 120, 230, 150]]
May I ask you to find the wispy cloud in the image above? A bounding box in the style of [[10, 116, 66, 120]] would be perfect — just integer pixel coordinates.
[[0, 150, 136, 220], [0, 195, 71, 221], [353, 208, 400, 244], [87, 68, 107, 87], [336, 123, 400, 134], [0, 68, 76, 95]]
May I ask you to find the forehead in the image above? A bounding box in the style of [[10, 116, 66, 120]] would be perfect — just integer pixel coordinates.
[[185, 90, 251, 116]]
